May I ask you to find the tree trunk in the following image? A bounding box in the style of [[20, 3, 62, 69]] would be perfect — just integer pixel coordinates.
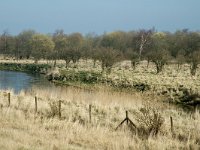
[[65, 59, 70, 68], [101, 61, 105, 74], [53, 60, 57, 67], [155, 61, 164, 74], [139, 44, 143, 61], [34, 59, 38, 64], [138, 34, 145, 61], [147, 59, 150, 68], [131, 61, 137, 70], [93, 59, 97, 68], [190, 62, 197, 76], [106, 66, 112, 75], [177, 63, 182, 71], [156, 65, 161, 74]]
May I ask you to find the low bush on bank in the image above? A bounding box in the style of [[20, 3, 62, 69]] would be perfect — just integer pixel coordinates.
[[0, 63, 50, 73]]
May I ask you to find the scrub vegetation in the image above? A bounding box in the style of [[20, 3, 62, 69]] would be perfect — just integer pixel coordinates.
[[0, 28, 200, 149], [0, 87, 200, 150], [0, 29, 200, 75]]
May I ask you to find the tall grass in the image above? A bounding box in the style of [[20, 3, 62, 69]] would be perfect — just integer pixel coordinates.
[[0, 58, 200, 149], [0, 86, 199, 150]]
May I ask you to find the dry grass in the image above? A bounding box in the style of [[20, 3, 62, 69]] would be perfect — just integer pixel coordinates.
[[0, 58, 200, 149], [1, 58, 200, 93], [0, 86, 200, 150]]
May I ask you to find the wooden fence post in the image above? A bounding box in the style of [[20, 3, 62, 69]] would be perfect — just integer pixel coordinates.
[[170, 116, 174, 134], [8, 93, 11, 107], [58, 100, 61, 119], [115, 110, 137, 131], [35, 96, 37, 113], [89, 104, 92, 123], [126, 111, 128, 125]]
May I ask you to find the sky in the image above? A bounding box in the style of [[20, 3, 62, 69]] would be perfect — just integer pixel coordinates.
[[0, 0, 199, 35]]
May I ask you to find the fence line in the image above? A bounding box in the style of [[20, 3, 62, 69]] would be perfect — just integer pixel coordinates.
[[1, 92, 194, 137]]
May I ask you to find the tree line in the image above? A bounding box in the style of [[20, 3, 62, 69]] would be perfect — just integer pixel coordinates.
[[0, 29, 200, 75]]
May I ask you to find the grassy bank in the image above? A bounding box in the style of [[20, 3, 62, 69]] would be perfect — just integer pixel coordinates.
[[0, 59, 199, 149], [0, 62, 51, 74], [0, 59, 200, 109], [47, 60, 200, 109], [0, 87, 199, 150]]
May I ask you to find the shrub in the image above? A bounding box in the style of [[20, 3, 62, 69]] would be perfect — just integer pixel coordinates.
[[47, 100, 59, 118], [134, 103, 164, 137]]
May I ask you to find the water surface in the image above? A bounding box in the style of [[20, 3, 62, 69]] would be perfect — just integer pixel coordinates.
[[0, 70, 51, 93]]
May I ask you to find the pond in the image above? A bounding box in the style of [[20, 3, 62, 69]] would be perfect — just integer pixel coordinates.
[[0, 70, 52, 93]]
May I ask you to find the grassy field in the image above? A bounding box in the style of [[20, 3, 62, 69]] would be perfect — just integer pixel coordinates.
[[2, 58, 199, 92], [0, 59, 200, 149], [0, 86, 200, 150], [47, 59, 200, 108]]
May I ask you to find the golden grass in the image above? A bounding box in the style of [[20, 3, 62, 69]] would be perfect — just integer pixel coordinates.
[[1, 58, 200, 93], [0, 86, 200, 150], [0, 58, 200, 149]]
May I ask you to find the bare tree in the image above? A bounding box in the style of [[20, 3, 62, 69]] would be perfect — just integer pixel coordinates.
[[137, 28, 154, 61], [0, 30, 13, 57]]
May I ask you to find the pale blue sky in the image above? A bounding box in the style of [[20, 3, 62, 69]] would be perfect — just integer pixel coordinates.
[[0, 0, 199, 35]]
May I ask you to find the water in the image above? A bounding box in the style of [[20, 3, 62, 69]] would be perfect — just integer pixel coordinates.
[[0, 70, 52, 93]]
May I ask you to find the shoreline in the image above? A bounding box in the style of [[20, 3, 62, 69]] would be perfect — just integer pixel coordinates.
[[0, 61, 199, 111]]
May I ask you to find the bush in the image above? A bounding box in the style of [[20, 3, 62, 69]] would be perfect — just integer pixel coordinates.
[[47, 100, 60, 118], [134, 103, 164, 137], [60, 70, 102, 84], [0, 63, 50, 73]]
